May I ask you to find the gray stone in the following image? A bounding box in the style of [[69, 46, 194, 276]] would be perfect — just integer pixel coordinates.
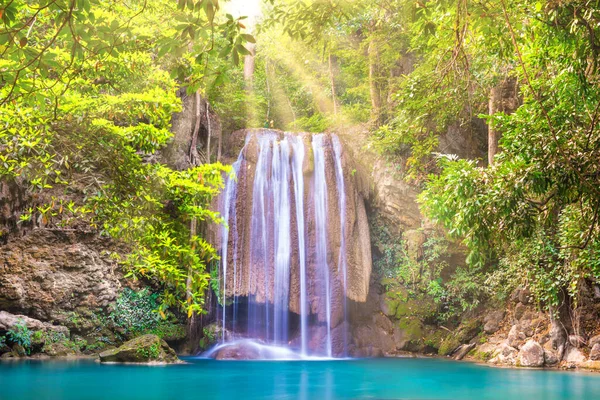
[[518, 287, 532, 305], [589, 334, 600, 348], [564, 346, 586, 364], [518, 340, 544, 367], [99, 334, 180, 364], [590, 344, 600, 361], [489, 343, 518, 366], [0, 311, 69, 337], [483, 310, 505, 334]]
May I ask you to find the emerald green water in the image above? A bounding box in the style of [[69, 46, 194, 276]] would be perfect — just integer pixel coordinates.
[[1, 357, 599, 399]]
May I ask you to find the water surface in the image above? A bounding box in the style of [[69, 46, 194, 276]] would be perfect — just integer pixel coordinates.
[[1, 357, 598, 399]]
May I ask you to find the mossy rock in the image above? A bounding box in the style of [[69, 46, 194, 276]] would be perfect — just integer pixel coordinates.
[[99, 334, 180, 364], [422, 328, 447, 352], [394, 297, 436, 320], [396, 318, 425, 352], [438, 318, 482, 356], [43, 341, 78, 357]]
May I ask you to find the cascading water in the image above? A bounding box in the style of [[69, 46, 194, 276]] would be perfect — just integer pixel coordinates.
[[312, 134, 333, 357], [332, 135, 348, 356], [214, 130, 355, 358]]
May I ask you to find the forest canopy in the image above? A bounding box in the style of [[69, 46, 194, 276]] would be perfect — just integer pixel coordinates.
[[2, 0, 600, 321]]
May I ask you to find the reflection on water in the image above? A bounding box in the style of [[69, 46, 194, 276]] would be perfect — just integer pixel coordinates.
[[1, 357, 599, 400]]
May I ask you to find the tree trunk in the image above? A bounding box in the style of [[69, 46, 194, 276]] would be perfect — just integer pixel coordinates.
[[368, 38, 383, 125], [488, 77, 519, 165], [243, 43, 256, 89], [328, 52, 339, 116]]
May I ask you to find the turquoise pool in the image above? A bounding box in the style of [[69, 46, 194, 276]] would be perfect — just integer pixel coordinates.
[[1, 357, 599, 399]]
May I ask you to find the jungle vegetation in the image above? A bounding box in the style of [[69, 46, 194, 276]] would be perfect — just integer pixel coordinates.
[[2, 0, 600, 323]]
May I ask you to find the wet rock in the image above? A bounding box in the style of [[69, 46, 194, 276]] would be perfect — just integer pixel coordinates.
[[373, 313, 394, 333], [352, 324, 395, 355], [518, 340, 544, 367], [589, 344, 600, 361], [99, 334, 180, 364], [483, 310, 505, 334], [351, 346, 384, 358], [564, 346, 586, 364], [544, 348, 559, 365], [214, 342, 261, 360], [11, 344, 27, 358]]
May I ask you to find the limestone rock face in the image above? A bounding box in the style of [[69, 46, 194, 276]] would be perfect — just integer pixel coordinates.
[[99, 334, 180, 364], [0, 311, 68, 336], [0, 230, 124, 333], [518, 340, 544, 367]]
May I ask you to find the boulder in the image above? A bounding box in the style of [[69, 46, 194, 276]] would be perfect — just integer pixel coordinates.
[[99, 334, 180, 364], [518, 340, 544, 367], [590, 344, 600, 361], [483, 310, 505, 334], [507, 325, 525, 349], [489, 343, 518, 366], [589, 334, 600, 348], [564, 346, 586, 364]]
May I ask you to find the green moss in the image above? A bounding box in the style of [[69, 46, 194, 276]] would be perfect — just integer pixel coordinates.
[[437, 318, 482, 356], [398, 318, 423, 340], [473, 350, 493, 362], [438, 337, 461, 356]]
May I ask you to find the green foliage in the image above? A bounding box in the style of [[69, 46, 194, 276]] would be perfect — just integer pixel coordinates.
[[419, 0, 600, 310], [109, 288, 185, 339], [6, 321, 32, 354], [199, 326, 217, 350], [0, 0, 249, 316], [109, 288, 161, 336], [136, 342, 160, 359]]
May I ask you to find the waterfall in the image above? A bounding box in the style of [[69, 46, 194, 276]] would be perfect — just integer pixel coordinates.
[[312, 134, 332, 357], [332, 135, 348, 356], [219, 140, 247, 342], [217, 131, 351, 357], [289, 134, 308, 355]]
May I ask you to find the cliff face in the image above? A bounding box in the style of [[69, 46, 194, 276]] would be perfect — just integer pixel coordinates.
[[0, 230, 125, 335]]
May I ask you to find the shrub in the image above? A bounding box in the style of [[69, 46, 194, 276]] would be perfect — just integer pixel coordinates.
[[6, 321, 32, 354], [109, 288, 161, 336]]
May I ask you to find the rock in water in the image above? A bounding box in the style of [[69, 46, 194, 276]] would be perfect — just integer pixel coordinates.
[[99, 334, 180, 364], [518, 340, 544, 367]]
